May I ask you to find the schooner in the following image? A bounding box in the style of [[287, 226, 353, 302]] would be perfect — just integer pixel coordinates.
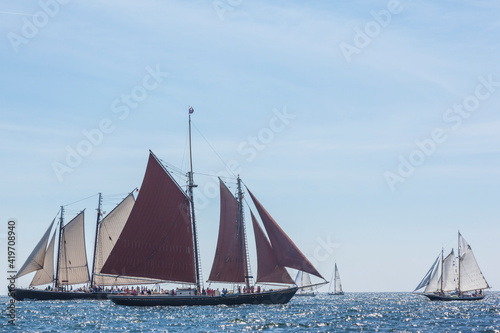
[[413, 232, 490, 301], [104, 109, 326, 306], [13, 192, 156, 300]]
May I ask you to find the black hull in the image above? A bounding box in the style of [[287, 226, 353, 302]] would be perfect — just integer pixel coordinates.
[[328, 292, 344, 296], [108, 287, 298, 306], [423, 294, 485, 301], [13, 288, 109, 301]]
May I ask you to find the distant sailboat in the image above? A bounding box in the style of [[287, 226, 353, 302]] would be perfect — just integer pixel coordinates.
[[294, 271, 316, 297], [413, 232, 490, 301], [104, 110, 326, 306], [13, 192, 151, 300], [328, 263, 344, 296]]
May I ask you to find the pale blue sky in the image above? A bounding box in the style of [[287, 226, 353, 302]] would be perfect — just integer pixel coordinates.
[[1, 0, 499, 293]]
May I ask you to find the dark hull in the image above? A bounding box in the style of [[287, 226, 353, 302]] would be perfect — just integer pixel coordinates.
[[424, 294, 485, 301], [328, 292, 344, 296], [108, 287, 298, 306], [13, 288, 109, 301]]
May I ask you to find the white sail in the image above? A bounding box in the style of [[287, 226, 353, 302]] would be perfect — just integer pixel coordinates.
[[423, 260, 440, 293], [294, 270, 302, 286], [94, 194, 151, 286], [302, 272, 313, 292], [294, 271, 314, 292], [415, 255, 439, 292], [16, 218, 55, 279], [31, 231, 56, 286], [58, 211, 90, 285], [458, 233, 490, 292], [441, 249, 457, 292], [334, 263, 343, 294]]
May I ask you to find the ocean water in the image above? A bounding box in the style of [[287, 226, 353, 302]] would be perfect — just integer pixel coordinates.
[[2, 292, 499, 332]]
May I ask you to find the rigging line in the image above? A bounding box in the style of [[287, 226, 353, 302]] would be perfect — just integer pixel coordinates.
[[63, 193, 99, 208], [191, 121, 237, 179], [194, 172, 237, 180]]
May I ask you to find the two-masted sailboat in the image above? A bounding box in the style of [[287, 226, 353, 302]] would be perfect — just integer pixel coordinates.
[[14, 192, 154, 300], [413, 232, 490, 301], [104, 111, 325, 306], [328, 263, 344, 295]]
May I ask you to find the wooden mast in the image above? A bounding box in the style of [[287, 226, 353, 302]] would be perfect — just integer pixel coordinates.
[[90, 193, 102, 288], [457, 231, 461, 295], [54, 206, 64, 290], [439, 248, 444, 295], [237, 176, 251, 291], [188, 108, 202, 292]]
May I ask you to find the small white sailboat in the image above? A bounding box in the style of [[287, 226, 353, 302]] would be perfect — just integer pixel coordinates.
[[328, 263, 344, 295], [294, 271, 316, 296], [413, 232, 490, 301]]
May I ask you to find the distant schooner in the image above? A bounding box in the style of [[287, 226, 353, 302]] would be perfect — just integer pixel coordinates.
[[104, 109, 326, 306], [413, 232, 490, 301]]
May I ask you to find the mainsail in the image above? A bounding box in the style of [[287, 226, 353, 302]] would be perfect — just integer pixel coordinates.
[[458, 233, 490, 292], [333, 263, 343, 294], [100, 151, 196, 284], [208, 179, 246, 283], [247, 188, 324, 280], [16, 218, 55, 279], [58, 211, 90, 285]]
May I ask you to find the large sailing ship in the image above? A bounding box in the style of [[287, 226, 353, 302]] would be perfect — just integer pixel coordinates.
[[14, 192, 154, 300], [104, 111, 325, 306], [413, 232, 490, 301]]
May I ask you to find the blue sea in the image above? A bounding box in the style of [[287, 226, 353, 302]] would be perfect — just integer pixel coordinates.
[[2, 292, 499, 332]]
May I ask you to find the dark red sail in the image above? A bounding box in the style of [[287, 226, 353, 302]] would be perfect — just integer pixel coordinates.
[[251, 212, 294, 284], [247, 188, 324, 279], [208, 179, 245, 283], [101, 151, 196, 283]]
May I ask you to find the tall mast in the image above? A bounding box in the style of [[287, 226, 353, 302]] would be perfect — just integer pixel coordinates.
[[457, 231, 461, 294], [440, 248, 444, 294], [90, 193, 102, 288], [188, 109, 202, 292], [55, 206, 64, 290], [237, 176, 251, 291]]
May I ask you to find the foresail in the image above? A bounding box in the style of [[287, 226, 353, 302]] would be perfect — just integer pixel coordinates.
[[414, 255, 439, 292], [100, 151, 196, 284], [423, 257, 441, 294], [441, 250, 457, 292], [16, 218, 55, 279], [31, 231, 56, 287], [247, 188, 324, 280], [58, 211, 90, 285], [208, 179, 245, 283], [251, 211, 294, 284]]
